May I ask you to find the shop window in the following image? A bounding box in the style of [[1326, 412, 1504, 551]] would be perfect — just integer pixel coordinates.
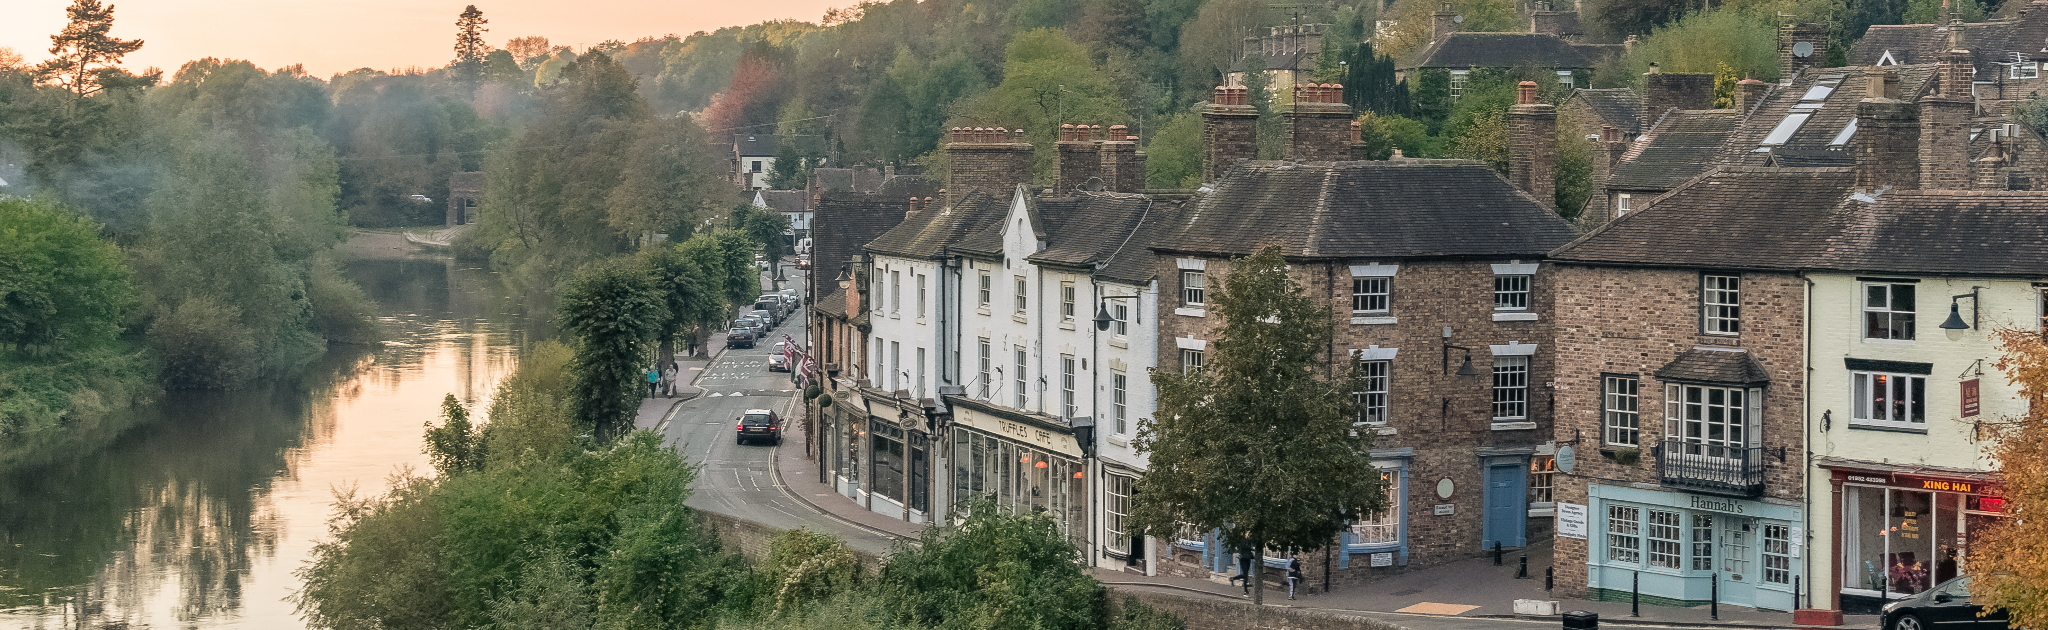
[[1608, 505, 1642, 563], [1350, 470, 1401, 545], [1528, 457, 1555, 504], [1690, 515, 1715, 570], [1852, 371, 1926, 428], [1603, 375, 1640, 446], [1105, 474, 1135, 555], [1865, 282, 1917, 340], [1647, 510, 1684, 568], [1764, 524, 1792, 584]]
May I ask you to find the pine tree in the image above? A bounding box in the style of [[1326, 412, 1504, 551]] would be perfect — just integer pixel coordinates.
[[35, 0, 144, 99], [453, 5, 490, 87], [1130, 246, 1389, 606]]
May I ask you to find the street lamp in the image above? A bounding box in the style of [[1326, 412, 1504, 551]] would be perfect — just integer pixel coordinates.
[[1092, 295, 1140, 331], [1939, 287, 1985, 330], [1442, 327, 1479, 376]]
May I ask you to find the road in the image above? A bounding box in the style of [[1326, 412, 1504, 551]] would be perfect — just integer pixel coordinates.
[[664, 266, 900, 557]]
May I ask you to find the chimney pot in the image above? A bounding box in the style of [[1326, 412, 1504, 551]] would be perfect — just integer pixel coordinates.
[[1517, 81, 1539, 105], [1647, 62, 1660, 75]]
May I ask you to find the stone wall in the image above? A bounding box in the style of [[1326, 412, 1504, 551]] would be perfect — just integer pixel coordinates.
[[1546, 264, 1809, 596]]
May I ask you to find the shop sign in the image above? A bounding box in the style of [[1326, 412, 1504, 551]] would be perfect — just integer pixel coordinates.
[[1371, 552, 1394, 567], [1557, 503, 1589, 539], [1433, 504, 1456, 516], [1688, 495, 1753, 515], [1961, 379, 1981, 418]]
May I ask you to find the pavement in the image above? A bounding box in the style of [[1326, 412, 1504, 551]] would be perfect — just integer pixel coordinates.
[[647, 261, 1887, 630]]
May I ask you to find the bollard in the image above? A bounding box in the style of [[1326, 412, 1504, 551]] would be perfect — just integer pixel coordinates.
[[1518, 554, 1529, 579], [1711, 573, 1719, 621], [1494, 540, 1504, 566], [1562, 610, 1599, 629], [1545, 566, 1554, 591], [1631, 571, 1640, 617], [1794, 575, 1801, 611]]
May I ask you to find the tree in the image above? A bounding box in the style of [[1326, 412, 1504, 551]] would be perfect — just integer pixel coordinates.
[[505, 36, 553, 70], [1968, 328, 2048, 628], [0, 198, 133, 355], [1144, 107, 1203, 187], [1130, 245, 1388, 606], [730, 205, 793, 264], [557, 258, 667, 443], [452, 5, 490, 87], [35, 0, 145, 100], [1343, 41, 1409, 117], [1377, 0, 1521, 59], [880, 496, 1103, 629], [1606, 6, 1781, 87], [424, 394, 486, 475]]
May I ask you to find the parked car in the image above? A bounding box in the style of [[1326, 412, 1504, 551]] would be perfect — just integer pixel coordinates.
[[725, 327, 756, 349], [1883, 577, 2010, 630], [779, 289, 800, 309], [734, 317, 766, 338], [735, 409, 781, 445], [767, 354, 788, 372], [749, 308, 778, 328], [757, 295, 788, 317], [796, 254, 810, 269]]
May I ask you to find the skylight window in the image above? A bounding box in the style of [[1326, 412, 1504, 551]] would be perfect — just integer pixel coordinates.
[[1830, 118, 1857, 146], [1800, 84, 1838, 101], [1761, 113, 1812, 146]]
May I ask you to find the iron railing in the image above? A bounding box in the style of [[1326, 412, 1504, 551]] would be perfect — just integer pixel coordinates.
[[1655, 438, 1766, 497]]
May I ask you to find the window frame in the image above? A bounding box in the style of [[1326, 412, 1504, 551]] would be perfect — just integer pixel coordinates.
[[1863, 282, 1917, 341], [1060, 354, 1077, 419], [1494, 274, 1531, 311], [891, 270, 902, 316], [1603, 375, 1641, 447], [1352, 276, 1392, 313], [977, 338, 992, 399], [1701, 274, 1741, 335], [1182, 270, 1206, 306], [1607, 505, 1642, 564], [1014, 346, 1029, 409], [1110, 301, 1130, 337], [1849, 370, 1927, 429], [1014, 276, 1028, 314], [1349, 469, 1401, 546], [1104, 474, 1135, 556], [1616, 193, 1632, 216], [1492, 356, 1530, 420], [1060, 282, 1076, 322], [1354, 359, 1391, 425], [1664, 383, 1762, 456], [978, 270, 992, 307], [1690, 514, 1716, 571], [1762, 523, 1792, 584], [1528, 456, 1556, 504], [1181, 348, 1205, 375], [1449, 70, 1470, 100], [916, 273, 927, 319], [2012, 61, 2040, 79], [1647, 509, 1683, 569], [1111, 371, 1128, 435]]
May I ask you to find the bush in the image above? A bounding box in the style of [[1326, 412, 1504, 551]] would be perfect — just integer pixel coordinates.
[[306, 256, 381, 344], [879, 496, 1104, 630], [148, 295, 258, 389]]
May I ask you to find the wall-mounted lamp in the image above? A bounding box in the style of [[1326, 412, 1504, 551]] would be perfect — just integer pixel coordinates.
[[1093, 295, 1141, 331], [1938, 287, 1987, 330], [1442, 342, 1479, 376]]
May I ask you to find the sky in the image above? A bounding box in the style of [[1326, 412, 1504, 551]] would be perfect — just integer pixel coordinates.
[[4, 0, 847, 78]]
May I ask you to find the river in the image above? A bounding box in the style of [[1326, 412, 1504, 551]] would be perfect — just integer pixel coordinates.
[[0, 251, 535, 629]]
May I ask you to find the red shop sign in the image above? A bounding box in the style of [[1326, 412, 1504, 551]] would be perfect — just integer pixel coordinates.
[[1961, 379, 1981, 418]]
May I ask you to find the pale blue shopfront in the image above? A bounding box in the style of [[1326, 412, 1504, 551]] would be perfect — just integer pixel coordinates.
[[1586, 483, 1805, 611]]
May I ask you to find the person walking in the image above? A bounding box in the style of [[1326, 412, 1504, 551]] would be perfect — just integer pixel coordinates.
[[1286, 557, 1303, 600], [1226, 538, 1256, 595], [644, 365, 659, 398], [661, 363, 678, 398]]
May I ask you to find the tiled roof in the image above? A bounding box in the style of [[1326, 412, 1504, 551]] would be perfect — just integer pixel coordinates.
[[1715, 65, 1937, 168], [1607, 110, 1744, 191], [757, 190, 808, 213], [812, 286, 847, 318], [1654, 348, 1772, 385], [1158, 160, 1577, 260], [1553, 167, 1859, 269], [811, 192, 910, 291], [1029, 193, 1185, 285], [1847, 9, 2048, 77], [877, 175, 939, 200], [1401, 32, 1597, 70], [1819, 190, 2048, 277], [864, 188, 1011, 260], [1570, 88, 1643, 135], [733, 134, 780, 157]]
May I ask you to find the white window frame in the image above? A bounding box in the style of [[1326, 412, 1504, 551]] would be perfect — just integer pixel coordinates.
[[1863, 282, 1917, 341], [915, 347, 926, 397], [1850, 370, 1927, 429], [1616, 193, 1632, 216], [1014, 276, 1028, 314], [1702, 274, 1741, 335], [916, 273, 927, 319], [1352, 276, 1391, 313], [1105, 474, 1135, 556], [1607, 505, 1642, 564], [891, 270, 902, 316], [1494, 275, 1531, 311], [1647, 509, 1683, 569], [1556, 70, 1574, 89], [1492, 356, 1530, 420], [1111, 371, 1129, 435], [1450, 70, 1470, 100], [1690, 514, 1716, 571], [1110, 301, 1130, 337], [978, 270, 992, 307], [1060, 282, 1076, 322], [1603, 375, 1640, 447], [1354, 359, 1390, 425], [1014, 346, 1029, 409], [1060, 354, 1077, 419], [1762, 523, 1792, 584], [890, 341, 901, 390], [1181, 348, 1205, 375], [977, 338, 992, 399], [2012, 61, 2040, 79], [1349, 469, 1401, 545], [1664, 383, 1761, 456], [1182, 270, 1206, 306]]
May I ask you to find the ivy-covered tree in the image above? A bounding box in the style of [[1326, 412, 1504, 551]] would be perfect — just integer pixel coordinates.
[[557, 258, 668, 443], [1130, 246, 1389, 606]]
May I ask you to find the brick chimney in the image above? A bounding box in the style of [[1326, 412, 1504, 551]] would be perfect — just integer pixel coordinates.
[[945, 126, 1034, 209], [1919, 27, 1974, 190], [1643, 69, 1714, 124], [1735, 78, 1770, 115], [1588, 125, 1628, 220], [1283, 83, 1355, 161], [1975, 129, 2008, 190], [1778, 23, 1829, 84], [906, 196, 923, 218], [1099, 125, 1144, 192], [1856, 67, 1920, 192], [1203, 86, 1259, 182], [1508, 81, 1557, 209], [1057, 124, 1103, 192], [1433, 3, 1460, 44]]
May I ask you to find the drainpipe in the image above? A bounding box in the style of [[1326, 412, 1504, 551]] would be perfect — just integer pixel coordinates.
[[1089, 279, 1103, 568], [1801, 273, 1815, 613]]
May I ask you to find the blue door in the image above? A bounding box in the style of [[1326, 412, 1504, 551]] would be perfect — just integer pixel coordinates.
[[1484, 464, 1527, 548]]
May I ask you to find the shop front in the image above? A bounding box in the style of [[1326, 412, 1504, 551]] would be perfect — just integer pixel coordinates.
[[945, 398, 1088, 544], [823, 385, 935, 523], [1583, 483, 1805, 611], [1824, 464, 2005, 614]]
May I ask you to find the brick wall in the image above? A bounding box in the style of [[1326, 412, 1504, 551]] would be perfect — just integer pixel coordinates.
[[1641, 73, 1714, 124], [1547, 264, 1808, 596], [1059, 125, 1103, 192], [1206, 105, 1259, 182], [946, 128, 1034, 209], [1509, 96, 1557, 209], [1918, 96, 1972, 189], [1101, 126, 1145, 192], [1153, 253, 1558, 583], [1778, 23, 1829, 81], [1283, 104, 1356, 162], [1858, 98, 1921, 191]]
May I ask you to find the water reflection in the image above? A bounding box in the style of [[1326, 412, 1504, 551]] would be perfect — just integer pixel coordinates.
[[0, 255, 534, 629]]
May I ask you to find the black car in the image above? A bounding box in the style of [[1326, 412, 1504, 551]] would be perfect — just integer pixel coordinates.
[[1883, 577, 2010, 629], [725, 327, 756, 349], [735, 409, 781, 445]]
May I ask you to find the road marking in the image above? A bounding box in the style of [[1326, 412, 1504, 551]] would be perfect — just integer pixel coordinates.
[[707, 392, 723, 397], [1396, 603, 1479, 616]]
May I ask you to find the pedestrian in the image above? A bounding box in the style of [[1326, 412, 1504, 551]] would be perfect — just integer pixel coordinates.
[[644, 365, 659, 398], [1286, 557, 1303, 600], [1226, 538, 1255, 595], [662, 363, 678, 398]]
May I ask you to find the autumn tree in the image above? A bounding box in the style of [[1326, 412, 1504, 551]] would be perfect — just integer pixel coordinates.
[[1130, 245, 1389, 606], [453, 5, 490, 87], [1968, 328, 2048, 628], [505, 36, 553, 70], [35, 0, 144, 99]]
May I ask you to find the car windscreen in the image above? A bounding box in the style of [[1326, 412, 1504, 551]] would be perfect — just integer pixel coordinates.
[[741, 413, 772, 425], [728, 328, 749, 335]]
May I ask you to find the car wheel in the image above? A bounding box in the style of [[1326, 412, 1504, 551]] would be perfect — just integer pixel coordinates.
[[737, 436, 747, 445], [1889, 613, 1924, 630]]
